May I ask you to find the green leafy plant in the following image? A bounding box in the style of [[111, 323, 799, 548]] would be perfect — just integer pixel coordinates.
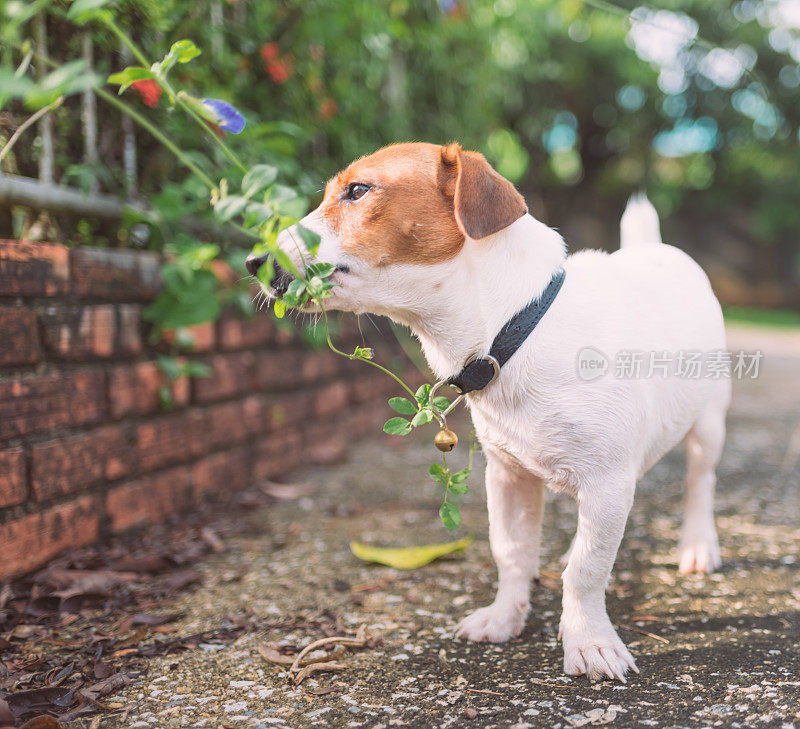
[[51, 0, 476, 530]]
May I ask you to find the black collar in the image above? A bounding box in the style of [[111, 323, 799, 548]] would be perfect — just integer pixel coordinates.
[[446, 268, 566, 395]]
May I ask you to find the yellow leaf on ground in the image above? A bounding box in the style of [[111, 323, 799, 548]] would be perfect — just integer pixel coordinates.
[[349, 536, 474, 570]]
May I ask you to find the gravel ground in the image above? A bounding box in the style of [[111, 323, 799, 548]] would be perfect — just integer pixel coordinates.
[[93, 327, 799, 729]]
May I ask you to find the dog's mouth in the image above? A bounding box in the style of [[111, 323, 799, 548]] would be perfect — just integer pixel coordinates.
[[271, 269, 293, 298]]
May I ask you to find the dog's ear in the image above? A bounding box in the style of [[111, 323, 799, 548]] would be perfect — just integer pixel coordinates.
[[438, 143, 527, 240]]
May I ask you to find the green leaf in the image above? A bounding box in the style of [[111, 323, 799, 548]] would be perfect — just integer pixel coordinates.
[[273, 299, 286, 318], [439, 502, 461, 530], [146, 291, 220, 330], [67, 0, 112, 22], [388, 396, 417, 415], [0, 68, 33, 110], [273, 248, 298, 277], [305, 275, 329, 298], [214, 195, 248, 222], [383, 417, 412, 436], [411, 410, 433, 427], [305, 262, 336, 279], [432, 396, 451, 411], [157, 40, 201, 75], [182, 361, 212, 378], [296, 224, 321, 255], [349, 536, 473, 570], [242, 164, 279, 197], [156, 355, 182, 381], [448, 481, 469, 495], [243, 202, 274, 227], [451, 468, 470, 484], [428, 463, 448, 484], [415, 384, 431, 405], [256, 257, 274, 287], [282, 278, 306, 307], [25, 60, 99, 109], [108, 66, 155, 94], [158, 383, 174, 411]]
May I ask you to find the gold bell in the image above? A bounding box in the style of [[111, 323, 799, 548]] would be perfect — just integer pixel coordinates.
[[434, 428, 458, 452]]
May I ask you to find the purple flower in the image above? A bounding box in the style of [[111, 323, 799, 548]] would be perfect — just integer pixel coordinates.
[[200, 98, 246, 134]]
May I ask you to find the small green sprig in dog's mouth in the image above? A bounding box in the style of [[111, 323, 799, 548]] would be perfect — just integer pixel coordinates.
[[258, 225, 477, 531]]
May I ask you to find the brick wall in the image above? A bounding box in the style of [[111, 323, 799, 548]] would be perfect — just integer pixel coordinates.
[[0, 240, 400, 580]]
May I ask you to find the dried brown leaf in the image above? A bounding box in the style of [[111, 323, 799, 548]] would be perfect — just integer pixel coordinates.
[[19, 717, 63, 729]]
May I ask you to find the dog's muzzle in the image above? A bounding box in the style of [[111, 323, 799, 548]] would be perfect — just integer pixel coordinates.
[[245, 252, 293, 297]]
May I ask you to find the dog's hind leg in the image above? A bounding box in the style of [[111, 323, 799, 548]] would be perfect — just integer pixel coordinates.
[[456, 454, 544, 643], [678, 404, 726, 574]]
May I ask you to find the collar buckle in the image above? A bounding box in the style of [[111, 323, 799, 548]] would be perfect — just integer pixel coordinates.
[[460, 354, 500, 392]]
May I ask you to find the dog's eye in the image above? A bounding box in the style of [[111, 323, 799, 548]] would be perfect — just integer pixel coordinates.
[[344, 183, 371, 201]]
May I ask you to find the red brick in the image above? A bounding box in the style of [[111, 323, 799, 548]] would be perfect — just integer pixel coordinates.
[[0, 447, 27, 507], [117, 305, 143, 354], [106, 466, 191, 532], [70, 247, 160, 300], [109, 361, 190, 419], [136, 410, 206, 471], [191, 446, 251, 500], [39, 304, 142, 360], [351, 374, 397, 405], [192, 352, 254, 403], [273, 323, 295, 346], [199, 401, 248, 451], [0, 308, 40, 365], [312, 381, 349, 418], [0, 496, 99, 579], [344, 402, 390, 438], [218, 313, 275, 350], [252, 349, 304, 391], [0, 241, 70, 297], [253, 430, 302, 480], [31, 425, 132, 502], [264, 391, 310, 432], [163, 322, 215, 352], [236, 394, 267, 435], [300, 350, 341, 383], [0, 369, 105, 439]]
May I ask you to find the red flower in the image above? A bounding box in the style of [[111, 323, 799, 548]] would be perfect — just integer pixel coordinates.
[[260, 43, 279, 61], [131, 79, 162, 108], [266, 57, 293, 84]]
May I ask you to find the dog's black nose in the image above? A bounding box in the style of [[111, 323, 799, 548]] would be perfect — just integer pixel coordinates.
[[245, 252, 269, 277]]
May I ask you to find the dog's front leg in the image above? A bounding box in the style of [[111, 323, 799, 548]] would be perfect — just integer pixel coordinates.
[[559, 473, 638, 682], [456, 454, 544, 642]]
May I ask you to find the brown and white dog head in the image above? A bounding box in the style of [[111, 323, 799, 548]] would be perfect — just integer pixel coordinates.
[[252, 142, 527, 319]]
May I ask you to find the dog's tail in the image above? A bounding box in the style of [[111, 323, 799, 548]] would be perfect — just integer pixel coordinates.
[[620, 192, 662, 248]]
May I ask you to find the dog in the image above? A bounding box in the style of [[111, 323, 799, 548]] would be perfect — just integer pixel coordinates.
[[247, 142, 731, 682]]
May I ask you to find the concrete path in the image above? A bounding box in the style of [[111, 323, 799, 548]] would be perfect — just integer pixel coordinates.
[[105, 327, 800, 729]]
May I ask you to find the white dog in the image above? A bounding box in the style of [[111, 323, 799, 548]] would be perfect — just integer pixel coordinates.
[[248, 143, 731, 682]]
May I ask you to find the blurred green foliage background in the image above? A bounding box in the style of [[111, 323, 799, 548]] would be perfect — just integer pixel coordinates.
[[2, 0, 799, 307]]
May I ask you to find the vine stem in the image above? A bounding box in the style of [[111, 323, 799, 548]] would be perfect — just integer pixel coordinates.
[[441, 452, 450, 504], [319, 304, 420, 402], [101, 16, 248, 174], [0, 96, 63, 163], [96, 88, 216, 189]]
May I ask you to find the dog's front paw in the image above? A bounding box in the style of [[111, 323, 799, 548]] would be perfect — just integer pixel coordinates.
[[559, 620, 638, 683], [678, 530, 721, 574], [456, 600, 528, 643]]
